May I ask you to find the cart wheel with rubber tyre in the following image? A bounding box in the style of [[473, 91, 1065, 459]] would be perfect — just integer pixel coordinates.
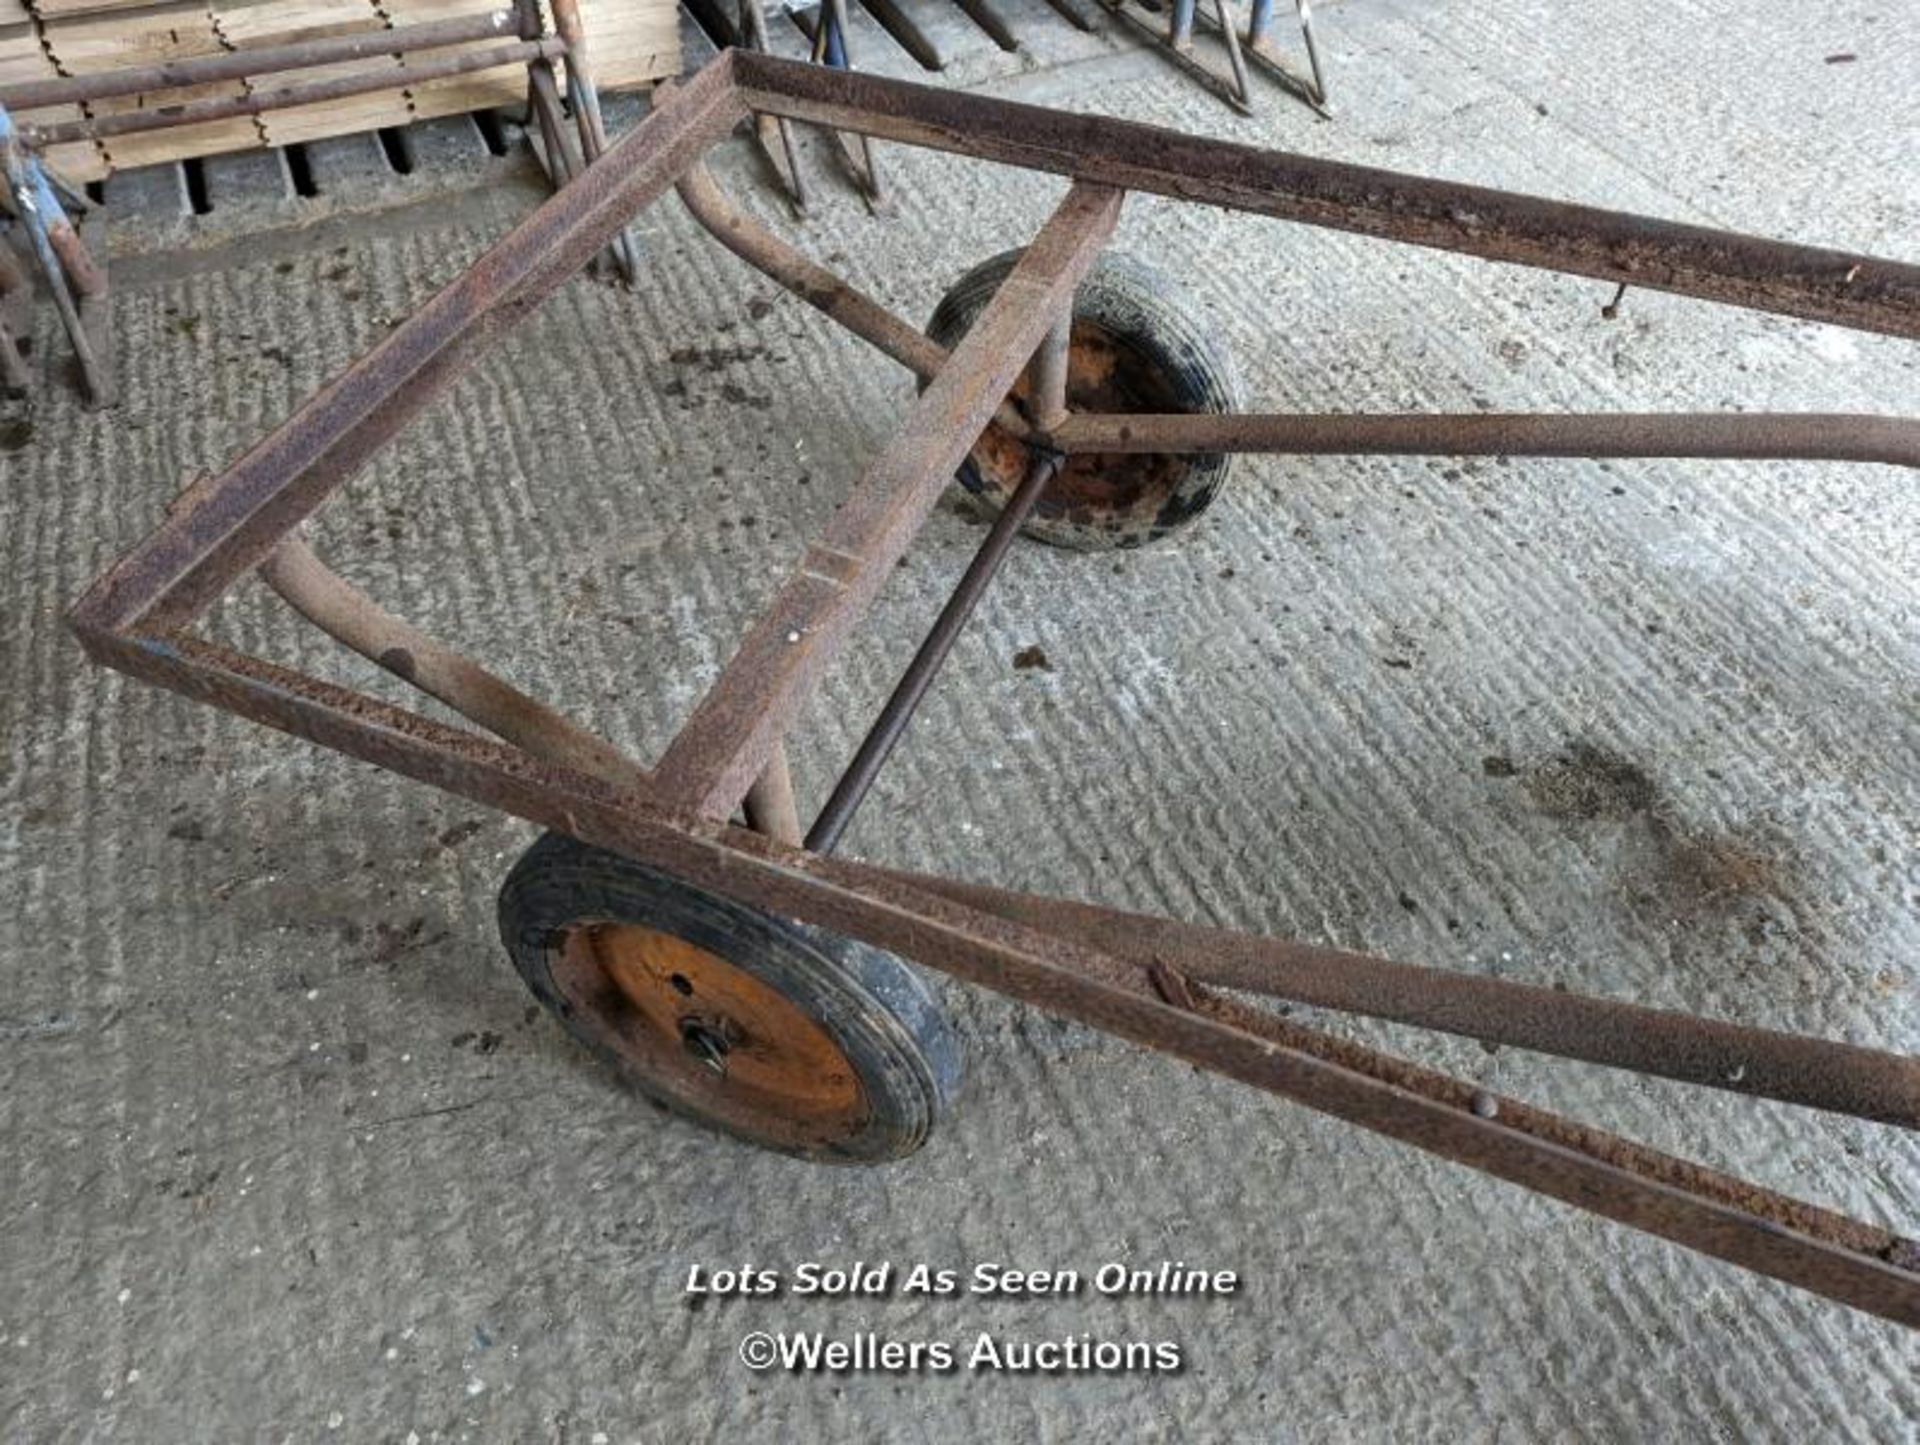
[[497, 831, 962, 1162], [928, 249, 1246, 550]]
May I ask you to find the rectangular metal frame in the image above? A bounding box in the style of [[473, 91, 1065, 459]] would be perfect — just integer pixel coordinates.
[[68, 51, 1920, 1327]]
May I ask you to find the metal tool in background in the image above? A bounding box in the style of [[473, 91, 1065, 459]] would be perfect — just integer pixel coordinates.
[[795, 0, 885, 205], [680, 0, 889, 212], [679, 0, 1117, 215], [69, 53, 1920, 1330], [1101, 0, 1329, 114], [0, 0, 637, 407], [684, 0, 1329, 221], [531, 0, 643, 282], [0, 105, 113, 406]]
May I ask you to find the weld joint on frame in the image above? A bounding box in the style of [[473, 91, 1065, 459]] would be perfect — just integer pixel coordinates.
[[799, 544, 864, 587]]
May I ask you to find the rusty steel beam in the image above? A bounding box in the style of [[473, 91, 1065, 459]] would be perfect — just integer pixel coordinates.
[[1051, 410, 1920, 466], [729, 53, 1920, 339], [49, 626, 1920, 1326], [649, 181, 1124, 820], [69, 55, 748, 641]]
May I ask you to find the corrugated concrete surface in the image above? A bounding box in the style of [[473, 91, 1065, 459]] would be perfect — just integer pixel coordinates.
[[2, 1, 1916, 1439]]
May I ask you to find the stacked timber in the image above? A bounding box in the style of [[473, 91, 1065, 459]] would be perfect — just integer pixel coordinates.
[[0, 0, 679, 181], [0, 0, 105, 179]]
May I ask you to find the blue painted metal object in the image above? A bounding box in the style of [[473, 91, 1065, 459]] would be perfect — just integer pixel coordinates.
[[0, 104, 112, 405]]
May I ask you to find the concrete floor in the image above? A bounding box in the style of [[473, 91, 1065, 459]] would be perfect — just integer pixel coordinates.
[[3, 0, 1917, 1439]]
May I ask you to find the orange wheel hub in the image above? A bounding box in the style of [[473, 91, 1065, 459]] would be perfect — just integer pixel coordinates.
[[551, 922, 870, 1147]]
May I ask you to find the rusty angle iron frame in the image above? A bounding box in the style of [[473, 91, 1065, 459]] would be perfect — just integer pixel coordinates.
[[69, 51, 1920, 1327]]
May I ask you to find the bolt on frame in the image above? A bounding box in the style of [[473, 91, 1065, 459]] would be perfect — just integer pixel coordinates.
[[68, 51, 1920, 1326]]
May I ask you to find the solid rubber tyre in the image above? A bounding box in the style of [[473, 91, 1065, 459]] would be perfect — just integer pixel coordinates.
[[497, 832, 962, 1163], [927, 248, 1245, 549]]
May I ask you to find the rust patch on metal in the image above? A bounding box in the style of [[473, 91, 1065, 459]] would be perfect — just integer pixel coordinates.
[[971, 321, 1194, 534]]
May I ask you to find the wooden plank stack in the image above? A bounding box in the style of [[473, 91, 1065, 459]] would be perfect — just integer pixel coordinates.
[[219, 1, 411, 149], [0, 0, 680, 181], [0, 0, 106, 180]]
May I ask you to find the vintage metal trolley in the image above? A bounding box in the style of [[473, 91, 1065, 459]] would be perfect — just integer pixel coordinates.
[[70, 53, 1920, 1327]]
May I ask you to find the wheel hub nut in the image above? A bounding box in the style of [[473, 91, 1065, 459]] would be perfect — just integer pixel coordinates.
[[680, 1018, 732, 1075]]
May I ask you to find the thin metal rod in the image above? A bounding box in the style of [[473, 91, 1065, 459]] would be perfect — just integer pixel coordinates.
[[1103, 0, 1255, 115], [550, 0, 639, 283], [1213, 0, 1254, 103], [1, 122, 111, 405], [738, 1, 809, 208], [27, 40, 566, 148], [807, 454, 1062, 853], [259, 534, 651, 792], [526, 60, 585, 185], [1051, 410, 1920, 467], [563, 74, 642, 283], [1169, 0, 1197, 48], [526, 56, 616, 286], [800, 0, 883, 203], [1196, 0, 1329, 114]]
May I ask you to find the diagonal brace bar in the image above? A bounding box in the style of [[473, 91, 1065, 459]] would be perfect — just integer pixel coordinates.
[[805, 453, 1065, 854], [651, 180, 1125, 818], [260, 533, 651, 792]]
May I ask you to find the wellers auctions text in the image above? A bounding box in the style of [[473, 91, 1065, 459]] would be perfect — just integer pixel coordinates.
[[760, 1330, 1184, 1375], [686, 1260, 1239, 1299]]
